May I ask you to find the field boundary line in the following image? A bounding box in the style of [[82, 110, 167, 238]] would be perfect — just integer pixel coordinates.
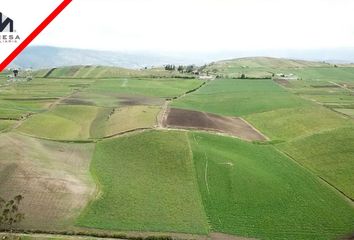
[[282, 126, 352, 144], [328, 81, 354, 93], [162, 126, 262, 142], [0, 232, 122, 240], [239, 117, 269, 141], [185, 132, 212, 232], [273, 147, 354, 204]]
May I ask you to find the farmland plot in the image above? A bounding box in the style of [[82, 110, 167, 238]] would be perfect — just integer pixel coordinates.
[[77, 131, 209, 234], [189, 132, 354, 240]]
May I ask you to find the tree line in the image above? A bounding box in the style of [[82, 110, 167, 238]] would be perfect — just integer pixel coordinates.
[[165, 64, 205, 74]]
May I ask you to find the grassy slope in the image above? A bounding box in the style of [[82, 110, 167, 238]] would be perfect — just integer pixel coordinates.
[[189, 132, 354, 240], [173, 79, 307, 116], [291, 67, 354, 82], [77, 131, 209, 234], [17, 105, 99, 140], [205, 57, 331, 78], [0, 133, 95, 230], [0, 120, 16, 132], [0, 99, 53, 119], [278, 127, 354, 199], [37, 66, 194, 79]]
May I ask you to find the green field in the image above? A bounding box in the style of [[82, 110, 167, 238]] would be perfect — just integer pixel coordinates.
[[245, 105, 352, 140], [87, 78, 203, 99], [279, 127, 354, 199], [90, 105, 160, 138], [17, 105, 99, 140], [189, 132, 354, 240], [173, 78, 307, 116], [77, 131, 208, 234]]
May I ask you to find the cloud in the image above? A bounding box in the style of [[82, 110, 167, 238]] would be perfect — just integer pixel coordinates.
[[29, 0, 354, 52]]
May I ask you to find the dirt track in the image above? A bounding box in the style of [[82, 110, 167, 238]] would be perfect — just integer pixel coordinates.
[[164, 108, 267, 141]]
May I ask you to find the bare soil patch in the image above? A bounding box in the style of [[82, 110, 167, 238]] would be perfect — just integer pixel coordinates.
[[209, 233, 256, 240], [311, 85, 340, 88], [62, 98, 95, 106], [118, 95, 164, 106], [274, 79, 292, 87], [164, 108, 267, 141]]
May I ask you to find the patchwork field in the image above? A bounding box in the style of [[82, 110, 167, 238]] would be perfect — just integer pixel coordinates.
[[1, 58, 354, 240], [34, 66, 193, 79]]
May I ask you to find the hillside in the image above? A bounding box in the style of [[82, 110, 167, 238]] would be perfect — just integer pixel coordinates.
[[10, 46, 198, 69], [203, 57, 338, 78]]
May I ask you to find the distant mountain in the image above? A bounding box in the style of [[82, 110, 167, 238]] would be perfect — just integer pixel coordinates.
[[10, 46, 203, 69], [10, 46, 354, 70]]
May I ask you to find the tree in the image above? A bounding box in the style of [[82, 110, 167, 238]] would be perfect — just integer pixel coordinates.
[[0, 195, 25, 232], [185, 65, 195, 73], [240, 73, 246, 79], [177, 65, 184, 72], [13, 69, 19, 78], [165, 64, 176, 71]]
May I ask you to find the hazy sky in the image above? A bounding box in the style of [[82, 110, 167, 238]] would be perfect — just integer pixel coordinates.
[[6, 0, 354, 53]]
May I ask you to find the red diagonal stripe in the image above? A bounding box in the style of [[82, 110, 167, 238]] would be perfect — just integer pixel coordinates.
[[0, 0, 72, 72]]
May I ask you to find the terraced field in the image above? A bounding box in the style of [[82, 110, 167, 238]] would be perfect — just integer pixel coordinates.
[[1, 58, 353, 240]]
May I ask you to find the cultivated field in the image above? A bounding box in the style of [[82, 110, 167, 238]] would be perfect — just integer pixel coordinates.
[[77, 131, 209, 234], [189, 132, 354, 240], [172, 78, 307, 116], [1, 57, 353, 240], [164, 108, 266, 141]]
